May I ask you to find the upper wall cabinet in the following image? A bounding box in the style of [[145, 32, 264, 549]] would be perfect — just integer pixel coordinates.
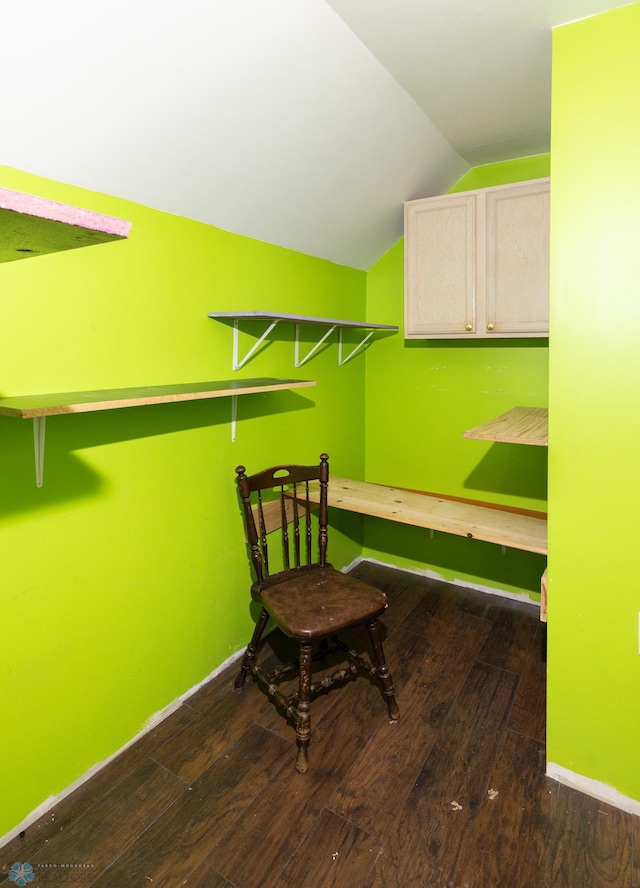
[[404, 178, 550, 339]]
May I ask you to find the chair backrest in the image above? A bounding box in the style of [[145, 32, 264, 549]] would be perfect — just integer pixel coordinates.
[[235, 453, 329, 590]]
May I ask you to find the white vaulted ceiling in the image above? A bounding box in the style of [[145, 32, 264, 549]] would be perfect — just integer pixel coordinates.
[[0, 0, 630, 269]]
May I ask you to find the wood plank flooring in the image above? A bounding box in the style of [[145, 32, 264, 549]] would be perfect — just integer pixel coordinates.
[[2, 561, 639, 888]]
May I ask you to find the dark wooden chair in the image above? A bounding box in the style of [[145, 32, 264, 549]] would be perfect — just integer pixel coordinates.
[[234, 453, 400, 773]]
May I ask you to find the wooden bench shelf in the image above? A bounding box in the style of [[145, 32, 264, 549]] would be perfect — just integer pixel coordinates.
[[0, 378, 315, 487], [0, 186, 131, 263], [304, 476, 547, 555]]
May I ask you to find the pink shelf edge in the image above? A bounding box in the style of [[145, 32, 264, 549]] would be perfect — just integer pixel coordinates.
[[0, 187, 131, 238]]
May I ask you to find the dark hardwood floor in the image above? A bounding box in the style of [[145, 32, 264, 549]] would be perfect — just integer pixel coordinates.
[[3, 561, 639, 888]]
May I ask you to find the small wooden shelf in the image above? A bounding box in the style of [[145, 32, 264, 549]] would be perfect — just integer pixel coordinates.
[[0, 187, 131, 263], [0, 378, 314, 418], [209, 311, 398, 369], [0, 378, 315, 486], [463, 406, 548, 446]]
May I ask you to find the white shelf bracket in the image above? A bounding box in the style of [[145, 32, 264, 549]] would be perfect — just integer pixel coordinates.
[[294, 324, 336, 368], [233, 319, 280, 370], [338, 328, 375, 365], [33, 416, 46, 487], [231, 395, 238, 442]]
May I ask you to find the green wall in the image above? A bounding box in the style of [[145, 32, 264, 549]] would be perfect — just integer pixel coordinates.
[[0, 166, 367, 838], [547, 3, 640, 803], [9, 10, 640, 830], [363, 156, 550, 596]]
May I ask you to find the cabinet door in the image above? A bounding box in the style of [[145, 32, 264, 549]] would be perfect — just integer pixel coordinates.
[[485, 181, 550, 335], [405, 194, 477, 337]]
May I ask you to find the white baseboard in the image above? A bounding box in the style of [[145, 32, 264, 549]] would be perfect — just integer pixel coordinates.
[[0, 648, 245, 850], [546, 762, 640, 815], [347, 555, 541, 609]]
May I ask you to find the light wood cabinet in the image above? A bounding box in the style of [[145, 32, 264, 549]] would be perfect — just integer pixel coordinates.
[[404, 178, 550, 339]]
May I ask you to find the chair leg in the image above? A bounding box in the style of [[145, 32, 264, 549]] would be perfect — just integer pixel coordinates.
[[294, 641, 313, 773], [366, 619, 400, 721], [235, 607, 270, 689]]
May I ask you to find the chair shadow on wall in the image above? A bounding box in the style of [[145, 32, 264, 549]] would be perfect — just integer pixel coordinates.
[[0, 390, 315, 521]]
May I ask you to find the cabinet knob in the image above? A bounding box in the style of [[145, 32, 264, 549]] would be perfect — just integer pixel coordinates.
[[487, 323, 494, 331], [465, 324, 472, 331]]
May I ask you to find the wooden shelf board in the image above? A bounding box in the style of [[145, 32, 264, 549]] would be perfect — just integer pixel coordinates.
[[208, 311, 398, 331], [0, 378, 315, 419], [303, 476, 547, 555], [463, 406, 548, 446], [0, 187, 131, 263]]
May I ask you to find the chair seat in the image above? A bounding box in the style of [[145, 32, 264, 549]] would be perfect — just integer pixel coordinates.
[[258, 565, 388, 639]]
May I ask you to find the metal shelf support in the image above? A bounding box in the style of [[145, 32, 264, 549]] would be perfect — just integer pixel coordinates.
[[231, 395, 238, 442], [232, 319, 280, 370], [209, 312, 398, 370], [295, 324, 336, 368], [33, 417, 46, 488], [338, 328, 375, 365]]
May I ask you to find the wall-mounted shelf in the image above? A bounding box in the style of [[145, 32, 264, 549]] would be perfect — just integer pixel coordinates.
[[208, 311, 398, 369], [0, 187, 131, 263], [301, 476, 547, 555], [463, 406, 548, 446], [0, 378, 315, 486]]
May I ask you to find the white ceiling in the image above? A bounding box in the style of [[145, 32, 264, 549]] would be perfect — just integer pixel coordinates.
[[326, 0, 631, 166], [0, 0, 629, 270]]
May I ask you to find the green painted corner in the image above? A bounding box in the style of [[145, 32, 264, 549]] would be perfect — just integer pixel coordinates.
[[449, 154, 550, 193], [0, 165, 367, 837], [547, 2, 640, 803]]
